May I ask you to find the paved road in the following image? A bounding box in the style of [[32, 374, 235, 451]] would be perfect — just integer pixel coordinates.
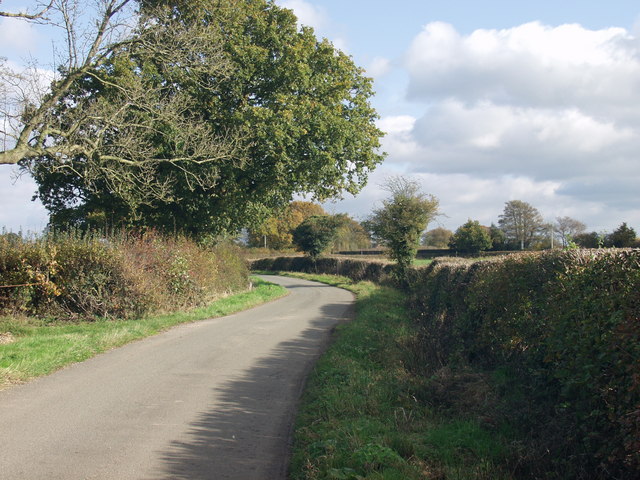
[[0, 275, 354, 480]]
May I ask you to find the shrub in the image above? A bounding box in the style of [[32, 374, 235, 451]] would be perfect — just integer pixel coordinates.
[[0, 232, 249, 320], [251, 256, 393, 284], [252, 250, 640, 477], [406, 249, 640, 478]]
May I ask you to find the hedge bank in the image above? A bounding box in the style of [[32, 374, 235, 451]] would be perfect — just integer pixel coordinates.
[[253, 250, 640, 478], [0, 233, 249, 320]]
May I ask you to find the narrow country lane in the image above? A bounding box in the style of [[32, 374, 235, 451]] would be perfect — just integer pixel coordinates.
[[0, 275, 354, 480]]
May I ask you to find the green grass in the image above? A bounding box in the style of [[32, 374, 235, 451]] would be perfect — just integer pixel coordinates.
[[413, 258, 434, 266], [0, 277, 287, 388], [274, 271, 514, 480]]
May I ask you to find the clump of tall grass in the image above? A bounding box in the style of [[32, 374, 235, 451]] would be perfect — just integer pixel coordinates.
[[0, 231, 249, 320]]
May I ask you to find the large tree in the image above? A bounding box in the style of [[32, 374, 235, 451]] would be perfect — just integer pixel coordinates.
[[331, 215, 371, 252], [366, 176, 439, 279], [292, 214, 342, 260], [498, 200, 546, 250], [2, 0, 385, 235], [607, 222, 637, 248]]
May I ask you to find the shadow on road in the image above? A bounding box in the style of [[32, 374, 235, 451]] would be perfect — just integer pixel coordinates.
[[149, 301, 352, 480]]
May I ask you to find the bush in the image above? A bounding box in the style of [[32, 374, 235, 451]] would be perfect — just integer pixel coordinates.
[[406, 249, 640, 478], [251, 256, 393, 284], [0, 232, 249, 320], [252, 250, 640, 477]]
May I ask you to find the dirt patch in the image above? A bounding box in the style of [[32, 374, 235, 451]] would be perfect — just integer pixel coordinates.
[[0, 332, 15, 345]]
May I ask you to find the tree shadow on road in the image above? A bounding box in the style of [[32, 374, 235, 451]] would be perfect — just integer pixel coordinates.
[[148, 300, 353, 480]]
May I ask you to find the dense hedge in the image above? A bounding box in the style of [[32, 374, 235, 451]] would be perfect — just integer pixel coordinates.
[[406, 250, 640, 478], [255, 250, 640, 478], [0, 233, 249, 320], [251, 256, 395, 284]]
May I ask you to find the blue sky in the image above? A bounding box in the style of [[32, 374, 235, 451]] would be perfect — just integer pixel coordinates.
[[2, 0, 640, 234]]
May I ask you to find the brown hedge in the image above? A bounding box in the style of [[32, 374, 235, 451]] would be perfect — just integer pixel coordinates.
[[0, 232, 249, 320]]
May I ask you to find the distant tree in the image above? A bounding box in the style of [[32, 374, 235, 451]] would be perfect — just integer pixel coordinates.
[[366, 176, 439, 279], [498, 200, 546, 250], [573, 231, 603, 248], [449, 220, 492, 255], [292, 215, 342, 259], [606, 223, 637, 248], [248, 201, 326, 249], [488, 223, 507, 250], [331, 215, 371, 252], [421, 227, 453, 248], [555, 216, 587, 247]]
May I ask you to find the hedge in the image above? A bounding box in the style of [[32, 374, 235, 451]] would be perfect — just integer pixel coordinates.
[[251, 256, 395, 284], [255, 250, 640, 478], [0, 232, 249, 320], [406, 249, 640, 478]]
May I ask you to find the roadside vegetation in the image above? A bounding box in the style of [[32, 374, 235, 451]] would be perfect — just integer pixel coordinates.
[[0, 277, 287, 388], [255, 249, 640, 479], [278, 272, 514, 480], [0, 231, 249, 321]]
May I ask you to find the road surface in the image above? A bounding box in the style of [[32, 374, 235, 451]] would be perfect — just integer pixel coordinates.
[[0, 275, 354, 479]]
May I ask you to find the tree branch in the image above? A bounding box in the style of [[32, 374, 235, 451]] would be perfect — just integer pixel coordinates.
[[0, 1, 54, 21]]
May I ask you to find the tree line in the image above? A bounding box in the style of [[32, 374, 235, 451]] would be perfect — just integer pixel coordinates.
[[257, 182, 638, 267], [433, 200, 638, 254]]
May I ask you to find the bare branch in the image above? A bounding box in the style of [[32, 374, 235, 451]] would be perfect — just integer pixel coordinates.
[[0, 1, 55, 21]]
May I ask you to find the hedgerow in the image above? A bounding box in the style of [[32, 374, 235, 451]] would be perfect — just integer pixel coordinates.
[[0, 232, 249, 320], [406, 249, 640, 478], [251, 256, 394, 284], [256, 250, 640, 478]]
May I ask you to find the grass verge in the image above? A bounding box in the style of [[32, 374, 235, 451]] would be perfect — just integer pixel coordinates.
[[0, 276, 287, 389], [276, 271, 515, 480]]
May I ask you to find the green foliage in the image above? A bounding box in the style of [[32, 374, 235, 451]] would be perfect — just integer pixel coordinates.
[[406, 250, 640, 478], [292, 215, 343, 259], [34, 0, 384, 237], [251, 256, 394, 285], [489, 223, 507, 250], [366, 177, 439, 280], [257, 251, 640, 477], [606, 222, 637, 247], [421, 227, 453, 248], [332, 215, 371, 252], [449, 220, 492, 254], [0, 232, 249, 320], [573, 231, 603, 248], [247, 201, 327, 250]]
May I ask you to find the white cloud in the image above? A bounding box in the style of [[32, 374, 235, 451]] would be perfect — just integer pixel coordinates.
[[405, 21, 640, 118], [406, 100, 636, 178], [352, 21, 640, 233], [367, 57, 391, 78]]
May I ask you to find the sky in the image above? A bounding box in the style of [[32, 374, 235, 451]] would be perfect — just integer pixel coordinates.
[[1, 0, 640, 234]]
